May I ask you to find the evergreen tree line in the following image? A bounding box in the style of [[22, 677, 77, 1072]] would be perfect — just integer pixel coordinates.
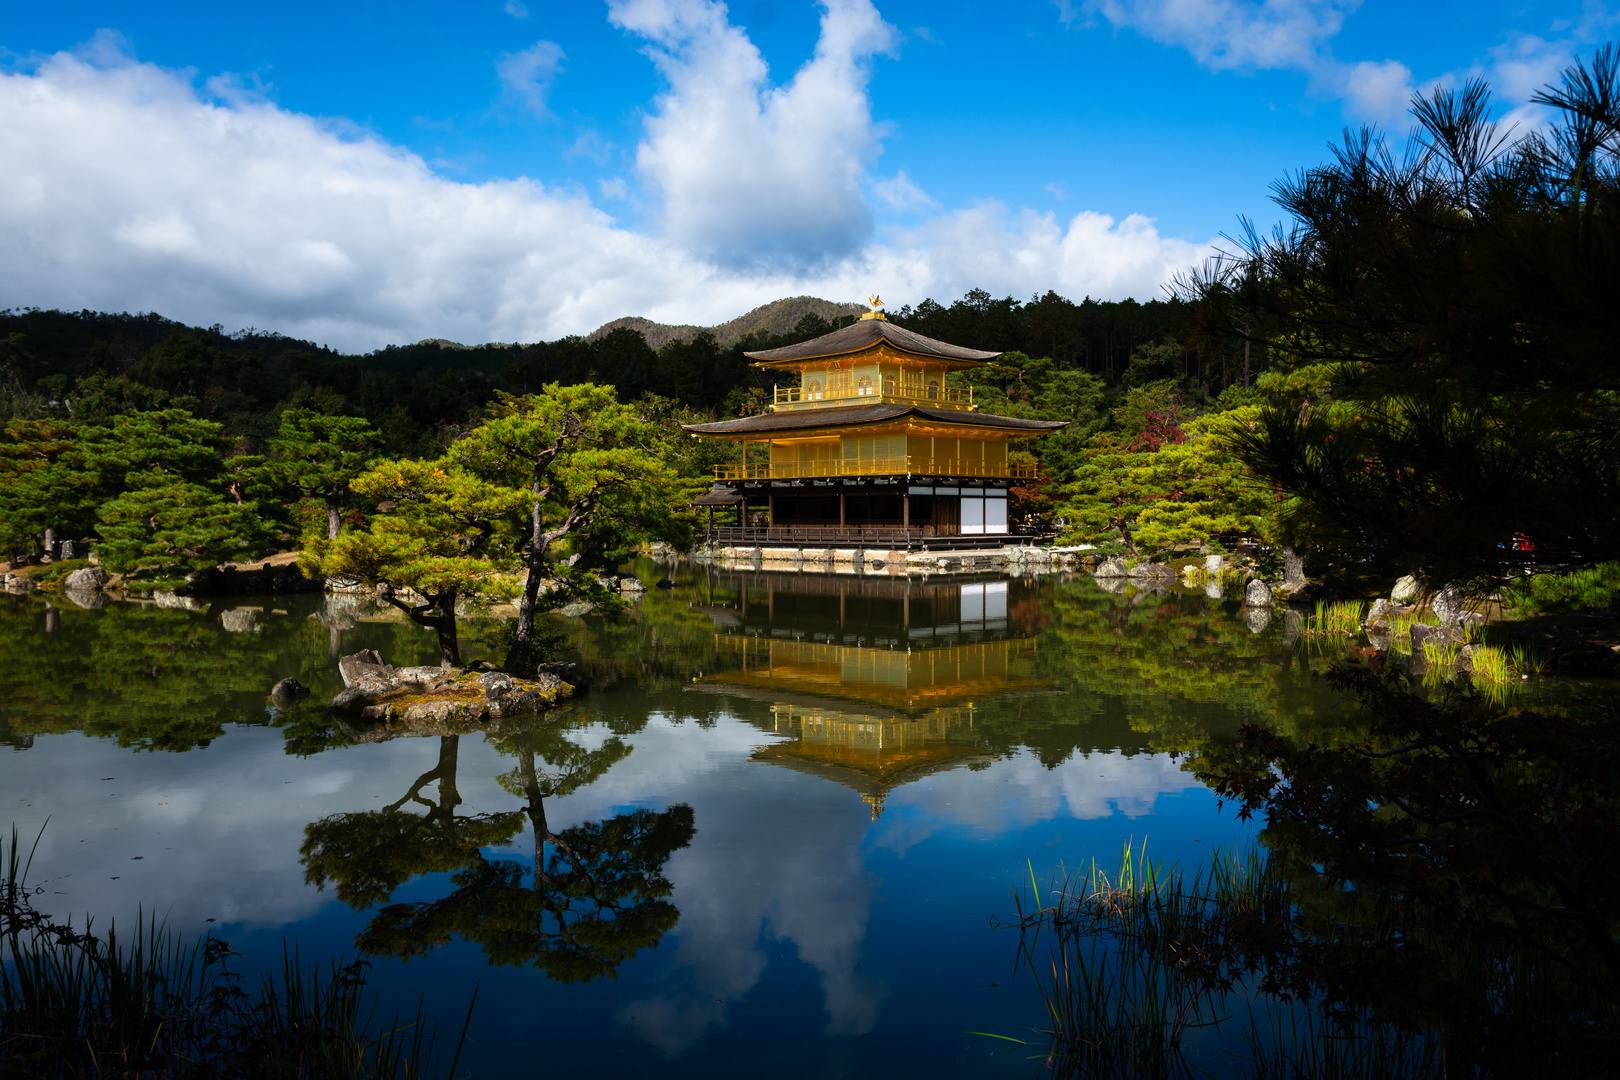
[[0, 290, 1208, 461]]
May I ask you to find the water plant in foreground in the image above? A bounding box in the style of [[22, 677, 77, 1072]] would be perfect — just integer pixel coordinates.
[[1303, 601, 1365, 637], [990, 657, 1620, 1077], [2, 825, 471, 1079]]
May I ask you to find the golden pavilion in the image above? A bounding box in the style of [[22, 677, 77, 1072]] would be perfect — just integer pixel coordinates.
[[683, 299, 1066, 548]]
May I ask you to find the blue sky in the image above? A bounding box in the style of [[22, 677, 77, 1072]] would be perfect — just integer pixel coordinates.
[[2, 1, 1613, 348]]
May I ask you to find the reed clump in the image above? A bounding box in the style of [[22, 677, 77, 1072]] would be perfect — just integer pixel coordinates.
[[991, 833, 1613, 1079], [1, 826, 470, 1079], [1303, 601, 1366, 637], [1466, 644, 1515, 685], [995, 842, 1302, 1079]]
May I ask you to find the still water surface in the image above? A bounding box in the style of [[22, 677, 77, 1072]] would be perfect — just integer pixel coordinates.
[[1, 563, 1350, 1076]]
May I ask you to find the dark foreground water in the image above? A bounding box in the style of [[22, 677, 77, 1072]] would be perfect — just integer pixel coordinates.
[[2, 563, 1359, 1077]]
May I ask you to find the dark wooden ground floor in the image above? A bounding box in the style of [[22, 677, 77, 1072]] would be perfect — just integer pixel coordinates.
[[699, 478, 1016, 548], [699, 482, 1004, 540]]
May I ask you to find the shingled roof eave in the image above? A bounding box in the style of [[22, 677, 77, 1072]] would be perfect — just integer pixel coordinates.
[[741, 317, 1002, 367], [679, 403, 1069, 437]]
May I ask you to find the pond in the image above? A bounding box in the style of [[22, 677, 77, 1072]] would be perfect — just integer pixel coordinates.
[[2, 561, 1365, 1077]]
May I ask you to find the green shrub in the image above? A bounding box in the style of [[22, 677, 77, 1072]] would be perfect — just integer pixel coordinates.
[[1503, 563, 1620, 616], [21, 558, 89, 586]]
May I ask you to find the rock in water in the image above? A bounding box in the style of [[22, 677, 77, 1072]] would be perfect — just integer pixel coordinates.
[[270, 677, 309, 704], [1283, 547, 1305, 590], [1431, 586, 1466, 627], [558, 601, 595, 617], [656, 578, 675, 589], [1368, 598, 1391, 622], [1391, 575, 1421, 603], [1204, 554, 1223, 575], [1244, 579, 1273, 607], [63, 566, 109, 591], [338, 649, 389, 688], [1245, 607, 1273, 634], [1094, 557, 1129, 578]]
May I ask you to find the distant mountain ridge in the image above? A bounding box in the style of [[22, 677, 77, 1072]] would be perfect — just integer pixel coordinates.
[[586, 295, 865, 350]]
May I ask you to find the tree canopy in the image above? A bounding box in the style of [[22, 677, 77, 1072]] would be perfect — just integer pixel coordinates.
[[1186, 50, 1620, 582]]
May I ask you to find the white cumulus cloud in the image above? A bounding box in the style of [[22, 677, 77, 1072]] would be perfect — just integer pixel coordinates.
[[609, 0, 896, 267], [0, 21, 1209, 352], [1077, 0, 1620, 126]]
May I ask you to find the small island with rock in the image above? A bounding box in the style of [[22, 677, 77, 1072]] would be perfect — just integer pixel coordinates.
[[325, 649, 577, 728]]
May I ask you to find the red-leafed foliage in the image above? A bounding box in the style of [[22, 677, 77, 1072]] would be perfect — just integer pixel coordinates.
[[1129, 407, 1187, 453]]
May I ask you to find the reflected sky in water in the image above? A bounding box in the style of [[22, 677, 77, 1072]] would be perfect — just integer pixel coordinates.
[[0, 563, 1311, 1077]]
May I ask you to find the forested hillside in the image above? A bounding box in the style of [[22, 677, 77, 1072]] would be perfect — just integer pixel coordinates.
[[1, 290, 1229, 460]]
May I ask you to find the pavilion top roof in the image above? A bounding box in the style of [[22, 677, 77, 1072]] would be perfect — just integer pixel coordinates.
[[744, 315, 1001, 369]]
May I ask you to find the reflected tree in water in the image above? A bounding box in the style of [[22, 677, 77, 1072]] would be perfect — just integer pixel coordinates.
[[302, 736, 525, 908], [1191, 663, 1620, 1074], [301, 724, 695, 983]]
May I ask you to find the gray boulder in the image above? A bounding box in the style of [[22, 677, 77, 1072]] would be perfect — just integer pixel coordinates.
[[4, 575, 36, 594], [1431, 586, 1466, 627], [1094, 557, 1129, 578], [477, 671, 517, 701], [1204, 554, 1223, 575], [1367, 598, 1391, 622], [1391, 575, 1422, 604], [1244, 579, 1273, 607], [1411, 623, 1466, 651], [1283, 547, 1306, 590], [558, 601, 595, 617], [338, 649, 389, 688], [270, 677, 309, 704], [63, 565, 108, 591], [1128, 562, 1174, 581]]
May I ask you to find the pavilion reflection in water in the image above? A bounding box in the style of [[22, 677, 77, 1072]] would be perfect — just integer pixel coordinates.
[[688, 571, 1051, 818]]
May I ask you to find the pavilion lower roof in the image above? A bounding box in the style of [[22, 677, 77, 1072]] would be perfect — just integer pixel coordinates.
[[681, 402, 1067, 436]]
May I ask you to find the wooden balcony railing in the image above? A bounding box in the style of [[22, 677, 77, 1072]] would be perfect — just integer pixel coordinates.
[[713, 457, 1038, 481], [706, 525, 1015, 551], [773, 382, 974, 410]]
